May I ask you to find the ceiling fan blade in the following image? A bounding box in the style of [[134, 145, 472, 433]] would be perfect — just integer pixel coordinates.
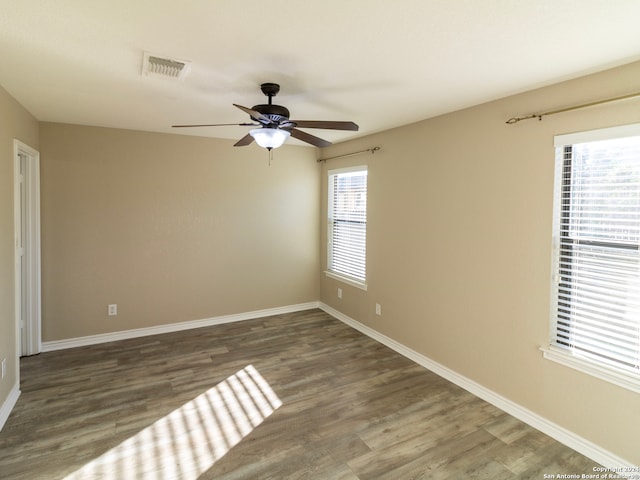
[[289, 120, 359, 131], [172, 122, 258, 128], [234, 133, 255, 147], [233, 104, 272, 124], [289, 128, 332, 148]]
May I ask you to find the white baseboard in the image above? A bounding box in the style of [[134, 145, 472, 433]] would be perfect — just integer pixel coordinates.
[[319, 302, 636, 471], [0, 383, 20, 432], [42, 302, 320, 352]]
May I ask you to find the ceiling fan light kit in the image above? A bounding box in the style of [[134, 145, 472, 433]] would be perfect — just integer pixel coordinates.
[[249, 128, 290, 149], [173, 82, 359, 150]]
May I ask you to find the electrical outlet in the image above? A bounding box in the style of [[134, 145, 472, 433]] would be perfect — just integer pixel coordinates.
[[108, 304, 117, 316], [1, 358, 6, 379], [337, 288, 342, 299], [375, 303, 382, 316]]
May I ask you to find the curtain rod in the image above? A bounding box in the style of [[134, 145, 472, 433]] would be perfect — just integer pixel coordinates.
[[505, 91, 640, 124], [317, 146, 380, 163]]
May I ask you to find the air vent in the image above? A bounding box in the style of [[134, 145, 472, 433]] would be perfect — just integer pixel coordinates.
[[142, 52, 191, 80]]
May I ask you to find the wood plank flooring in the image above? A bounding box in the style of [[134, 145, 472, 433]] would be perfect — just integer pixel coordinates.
[[0, 309, 598, 479]]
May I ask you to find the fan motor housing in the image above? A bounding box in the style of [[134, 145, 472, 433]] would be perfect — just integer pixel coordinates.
[[251, 104, 290, 122]]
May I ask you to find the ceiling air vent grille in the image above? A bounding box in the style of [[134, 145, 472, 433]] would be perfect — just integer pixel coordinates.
[[142, 52, 191, 80]]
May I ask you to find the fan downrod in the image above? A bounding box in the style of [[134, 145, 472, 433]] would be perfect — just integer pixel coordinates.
[[252, 83, 289, 120]]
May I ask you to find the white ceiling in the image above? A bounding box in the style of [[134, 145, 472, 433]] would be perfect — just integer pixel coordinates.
[[1, 0, 639, 147]]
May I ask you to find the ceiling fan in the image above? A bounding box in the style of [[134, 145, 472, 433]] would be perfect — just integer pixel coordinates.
[[172, 83, 359, 149]]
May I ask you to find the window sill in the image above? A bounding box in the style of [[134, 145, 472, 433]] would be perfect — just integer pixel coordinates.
[[540, 345, 640, 394], [324, 271, 368, 291]]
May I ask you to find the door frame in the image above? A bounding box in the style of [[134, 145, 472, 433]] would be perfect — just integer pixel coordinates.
[[14, 139, 41, 357]]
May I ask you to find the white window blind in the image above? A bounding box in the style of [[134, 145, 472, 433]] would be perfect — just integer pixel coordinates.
[[328, 167, 368, 285], [551, 128, 640, 380]]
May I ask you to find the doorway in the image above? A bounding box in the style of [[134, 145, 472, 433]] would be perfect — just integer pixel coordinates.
[[14, 140, 41, 356]]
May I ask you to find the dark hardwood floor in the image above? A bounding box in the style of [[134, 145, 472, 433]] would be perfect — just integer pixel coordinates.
[[0, 309, 597, 479]]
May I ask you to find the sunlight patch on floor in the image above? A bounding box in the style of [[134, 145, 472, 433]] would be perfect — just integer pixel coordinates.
[[64, 365, 282, 479]]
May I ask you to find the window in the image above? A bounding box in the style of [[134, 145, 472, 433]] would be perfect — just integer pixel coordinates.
[[548, 124, 640, 392], [327, 166, 368, 288]]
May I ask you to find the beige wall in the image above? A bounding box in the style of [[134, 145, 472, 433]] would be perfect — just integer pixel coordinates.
[[39, 124, 320, 341], [0, 85, 39, 412], [320, 61, 640, 464]]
